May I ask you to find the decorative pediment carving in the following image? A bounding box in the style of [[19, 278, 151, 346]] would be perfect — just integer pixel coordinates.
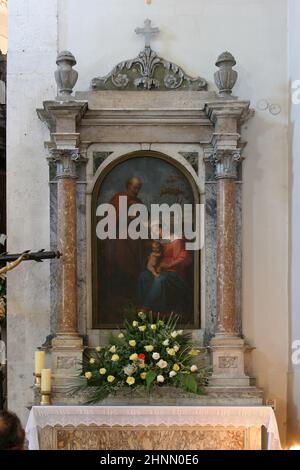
[[91, 19, 207, 91], [91, 47, 207, 91]]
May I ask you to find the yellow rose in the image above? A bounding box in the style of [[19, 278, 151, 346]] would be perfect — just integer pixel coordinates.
[[95, 346, 101, 352], [85, 372, 92, 380], [150, 324, 157, 331], [138, 325, 146, 332], [132, 321, 139, 327], [145, 345, 154, 352], [167, 348, 176, 356], [109, 345, 117, 353], [111, 354, 120, 362], [140, 372, 147, 380], [129, 340, 136, 347], [189, 348, 201, 356], [99, 368, 106, 375], [173, 363, 180, 372], [139, 362, 146, 369], [118, 333, 124, 339], [129, 353, 138, 361], [126, 376, 135, 385], [107, 375, 115, 383], [89, 358, 96, 364]]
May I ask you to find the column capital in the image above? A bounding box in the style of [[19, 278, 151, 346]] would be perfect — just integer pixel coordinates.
[[48, 148, 85, 179], [207, 148, 242, 180]]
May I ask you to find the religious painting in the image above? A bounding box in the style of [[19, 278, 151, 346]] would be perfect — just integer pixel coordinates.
[[92, 152, 200, 328]]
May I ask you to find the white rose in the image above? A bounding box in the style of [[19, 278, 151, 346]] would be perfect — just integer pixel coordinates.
[[157, 375, 165, 383], [124, 364, 136, 376], [190, 365, 198, 372], [171, 331, 178, 339], [173, 345, 180, 352], [162, 339, 169, 346], [169, 371, 177, 378], [177, 330, 183, 335], [152, 352, 160, 361], [157, 359, 168, 369]]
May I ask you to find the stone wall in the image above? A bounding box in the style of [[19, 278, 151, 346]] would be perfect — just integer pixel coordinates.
[[287, 0, 300, 448], [6, 0, 58, 423]]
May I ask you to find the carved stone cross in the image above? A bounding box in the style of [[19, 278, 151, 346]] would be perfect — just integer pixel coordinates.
[[135, 19, 159, 48]]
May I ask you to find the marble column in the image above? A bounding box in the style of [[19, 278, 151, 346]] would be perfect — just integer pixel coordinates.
[[48, 148, 84, 401], [214, 149, 241, 337], [209, 148, 250, 387], [50, 148, 80, 336]]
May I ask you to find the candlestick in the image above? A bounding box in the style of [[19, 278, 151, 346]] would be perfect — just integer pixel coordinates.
[[40, 369, 52, 406], [34, 372, 41, 389], [40, 391, 51, 406]]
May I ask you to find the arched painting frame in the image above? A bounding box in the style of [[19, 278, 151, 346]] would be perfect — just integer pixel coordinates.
[[91, 151, 201, 329]]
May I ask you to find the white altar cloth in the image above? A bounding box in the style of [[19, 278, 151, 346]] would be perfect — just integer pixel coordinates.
[[26, 405, 281, 451]]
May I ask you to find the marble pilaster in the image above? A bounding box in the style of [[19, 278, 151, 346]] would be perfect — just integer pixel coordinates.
[[204, 98, 253, 388], [38, 94, 88, 399], [208, 147, 250, 387], [47, 148, 84, 396]]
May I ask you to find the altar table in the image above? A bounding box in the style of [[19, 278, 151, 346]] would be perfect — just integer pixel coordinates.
[[26, 406, 281, 451]]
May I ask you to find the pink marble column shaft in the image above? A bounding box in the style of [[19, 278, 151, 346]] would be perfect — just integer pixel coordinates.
[[57, 177, 78, 335], [216, 178, 237, 336]]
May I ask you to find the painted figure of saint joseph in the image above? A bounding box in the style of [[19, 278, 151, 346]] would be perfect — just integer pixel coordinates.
[[105, 176, 144, 301]]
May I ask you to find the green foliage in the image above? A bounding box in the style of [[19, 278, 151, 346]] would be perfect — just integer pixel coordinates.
[[146, 370, 157, 391], [81, 307, 209, 404]]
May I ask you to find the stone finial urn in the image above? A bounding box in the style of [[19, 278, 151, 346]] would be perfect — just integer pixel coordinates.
[[55, 51, 78, 96], [214, 51, 238, 97]]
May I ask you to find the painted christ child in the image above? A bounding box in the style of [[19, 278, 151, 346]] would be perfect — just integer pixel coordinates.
[[138, 230, 192, 314], [146, 241, 163, 278]]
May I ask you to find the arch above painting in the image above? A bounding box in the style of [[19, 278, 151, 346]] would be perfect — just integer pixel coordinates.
[[86, 145, 205, 197]]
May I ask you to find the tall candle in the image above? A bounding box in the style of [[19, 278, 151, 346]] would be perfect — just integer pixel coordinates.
[[35, 351, 45, 375], [41, 369, 52, 393]]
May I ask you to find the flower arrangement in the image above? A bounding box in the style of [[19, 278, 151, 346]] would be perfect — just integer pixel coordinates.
[[81, 311, 208, 403]]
